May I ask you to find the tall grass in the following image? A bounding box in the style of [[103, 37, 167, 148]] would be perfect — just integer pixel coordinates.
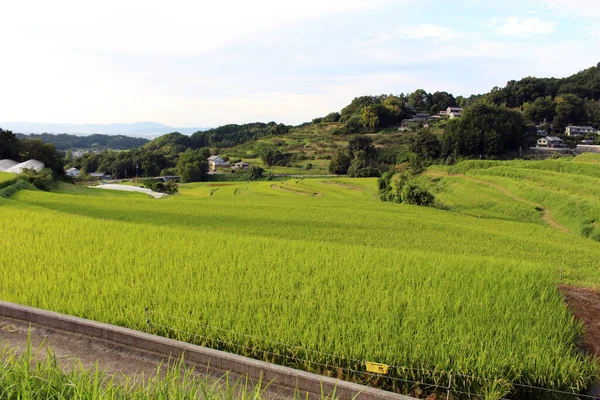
[[0, 336, 278, 399]]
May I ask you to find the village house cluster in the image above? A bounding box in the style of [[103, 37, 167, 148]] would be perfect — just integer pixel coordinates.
[[536, 126, 600, 154], [399, 106, 464, 131], [207, 156, 250, 174]]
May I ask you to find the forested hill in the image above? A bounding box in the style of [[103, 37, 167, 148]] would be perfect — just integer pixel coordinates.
[[15, 133, 149, 151], [308, 63, 600, 137], [487, 64, 600, 108]]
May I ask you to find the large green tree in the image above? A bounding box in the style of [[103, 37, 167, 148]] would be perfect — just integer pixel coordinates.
[[408, 89, 431, 111], [553, 94, 585, 131], [443, 102, 526, 158], [429, 91, 457, 115], [19, 139, 65, 175], [348, 135, 376, 160], [328, 149, 351, 175], [409, 128, 441, 162], [0, 129, 21, 160], [176, 149, 208, 183], [522, 96, 556, 124]]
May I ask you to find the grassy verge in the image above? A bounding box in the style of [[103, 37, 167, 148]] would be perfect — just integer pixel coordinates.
[[0, 336, 343, 399]]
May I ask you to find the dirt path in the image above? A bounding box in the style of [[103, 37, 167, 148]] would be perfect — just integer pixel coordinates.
[[0, 317, 293, 399], [424, 171, 569, 233]]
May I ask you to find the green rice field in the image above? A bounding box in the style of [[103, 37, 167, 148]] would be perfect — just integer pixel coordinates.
[[0, 172, 16, 188], [1, 158, 600, 398]]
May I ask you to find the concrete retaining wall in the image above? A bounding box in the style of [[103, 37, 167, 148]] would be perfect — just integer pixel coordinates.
[[0, 301, 412, 400]]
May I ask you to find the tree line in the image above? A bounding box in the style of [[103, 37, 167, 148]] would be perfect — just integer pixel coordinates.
[[0, 129, 65, 175]]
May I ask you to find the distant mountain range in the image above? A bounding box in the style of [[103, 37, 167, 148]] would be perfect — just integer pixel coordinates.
[[0, 122, 209, 137]]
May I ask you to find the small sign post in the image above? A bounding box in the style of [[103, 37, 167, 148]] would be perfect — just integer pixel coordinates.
[[366, 362, 389, 375]]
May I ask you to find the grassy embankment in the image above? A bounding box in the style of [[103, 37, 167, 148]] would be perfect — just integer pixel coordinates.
[[0, 339, 292, 399]]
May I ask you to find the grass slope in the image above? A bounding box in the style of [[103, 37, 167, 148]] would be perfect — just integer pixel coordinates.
[[422, 158, 600, 242], [0, 172, 17, 190]]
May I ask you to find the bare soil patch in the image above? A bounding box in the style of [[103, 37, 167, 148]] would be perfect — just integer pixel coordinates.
[[559, 285, 600, 358]]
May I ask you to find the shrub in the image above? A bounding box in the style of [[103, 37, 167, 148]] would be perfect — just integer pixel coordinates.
[[142, 178, 179, 194], [400, 183, 436, 206], [0, 180, 35, 198], [17, 168, 54, 191]]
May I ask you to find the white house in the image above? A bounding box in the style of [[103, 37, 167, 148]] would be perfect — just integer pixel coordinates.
[[66, 167, 80, 177], [565, 126, 596, 136], [207, 155, 230, 172], [446, 106, 464, 119], [537, 136, 566, 148]]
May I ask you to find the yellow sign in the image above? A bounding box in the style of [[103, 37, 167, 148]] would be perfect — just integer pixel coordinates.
[[366, 362, 389, 374]]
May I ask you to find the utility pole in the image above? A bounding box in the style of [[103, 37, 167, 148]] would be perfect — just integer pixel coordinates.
[[136, 163, 139, 186]]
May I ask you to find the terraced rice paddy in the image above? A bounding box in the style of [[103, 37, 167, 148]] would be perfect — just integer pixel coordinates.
[[0, 172, 16, 188], [1, 160, 600, 398]]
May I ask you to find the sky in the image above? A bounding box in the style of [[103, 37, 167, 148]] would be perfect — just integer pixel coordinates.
[[0, 0, 599, 127]]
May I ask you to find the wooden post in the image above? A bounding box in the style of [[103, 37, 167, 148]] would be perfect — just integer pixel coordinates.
[[145, 307, 150, 333]]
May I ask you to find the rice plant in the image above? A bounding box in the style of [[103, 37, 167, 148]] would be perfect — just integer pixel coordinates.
[[1, 173, 599, 398]]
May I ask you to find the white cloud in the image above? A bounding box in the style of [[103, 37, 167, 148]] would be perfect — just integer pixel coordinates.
[[0, 0, 597, 127], [491, 17, 556, 37], [405, 25, 458, 40], [0, 0, 394, 57], [541, 0, 600, 18], [354, 24, 457, 46]]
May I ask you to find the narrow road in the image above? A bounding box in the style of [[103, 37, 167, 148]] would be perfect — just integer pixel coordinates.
[[88, 184, 168, 198], [424, 171, 569, 233]]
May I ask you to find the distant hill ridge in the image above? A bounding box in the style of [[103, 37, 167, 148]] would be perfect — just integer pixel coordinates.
[[14, 133, 150, 151], [0, 121, 209, 136]]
